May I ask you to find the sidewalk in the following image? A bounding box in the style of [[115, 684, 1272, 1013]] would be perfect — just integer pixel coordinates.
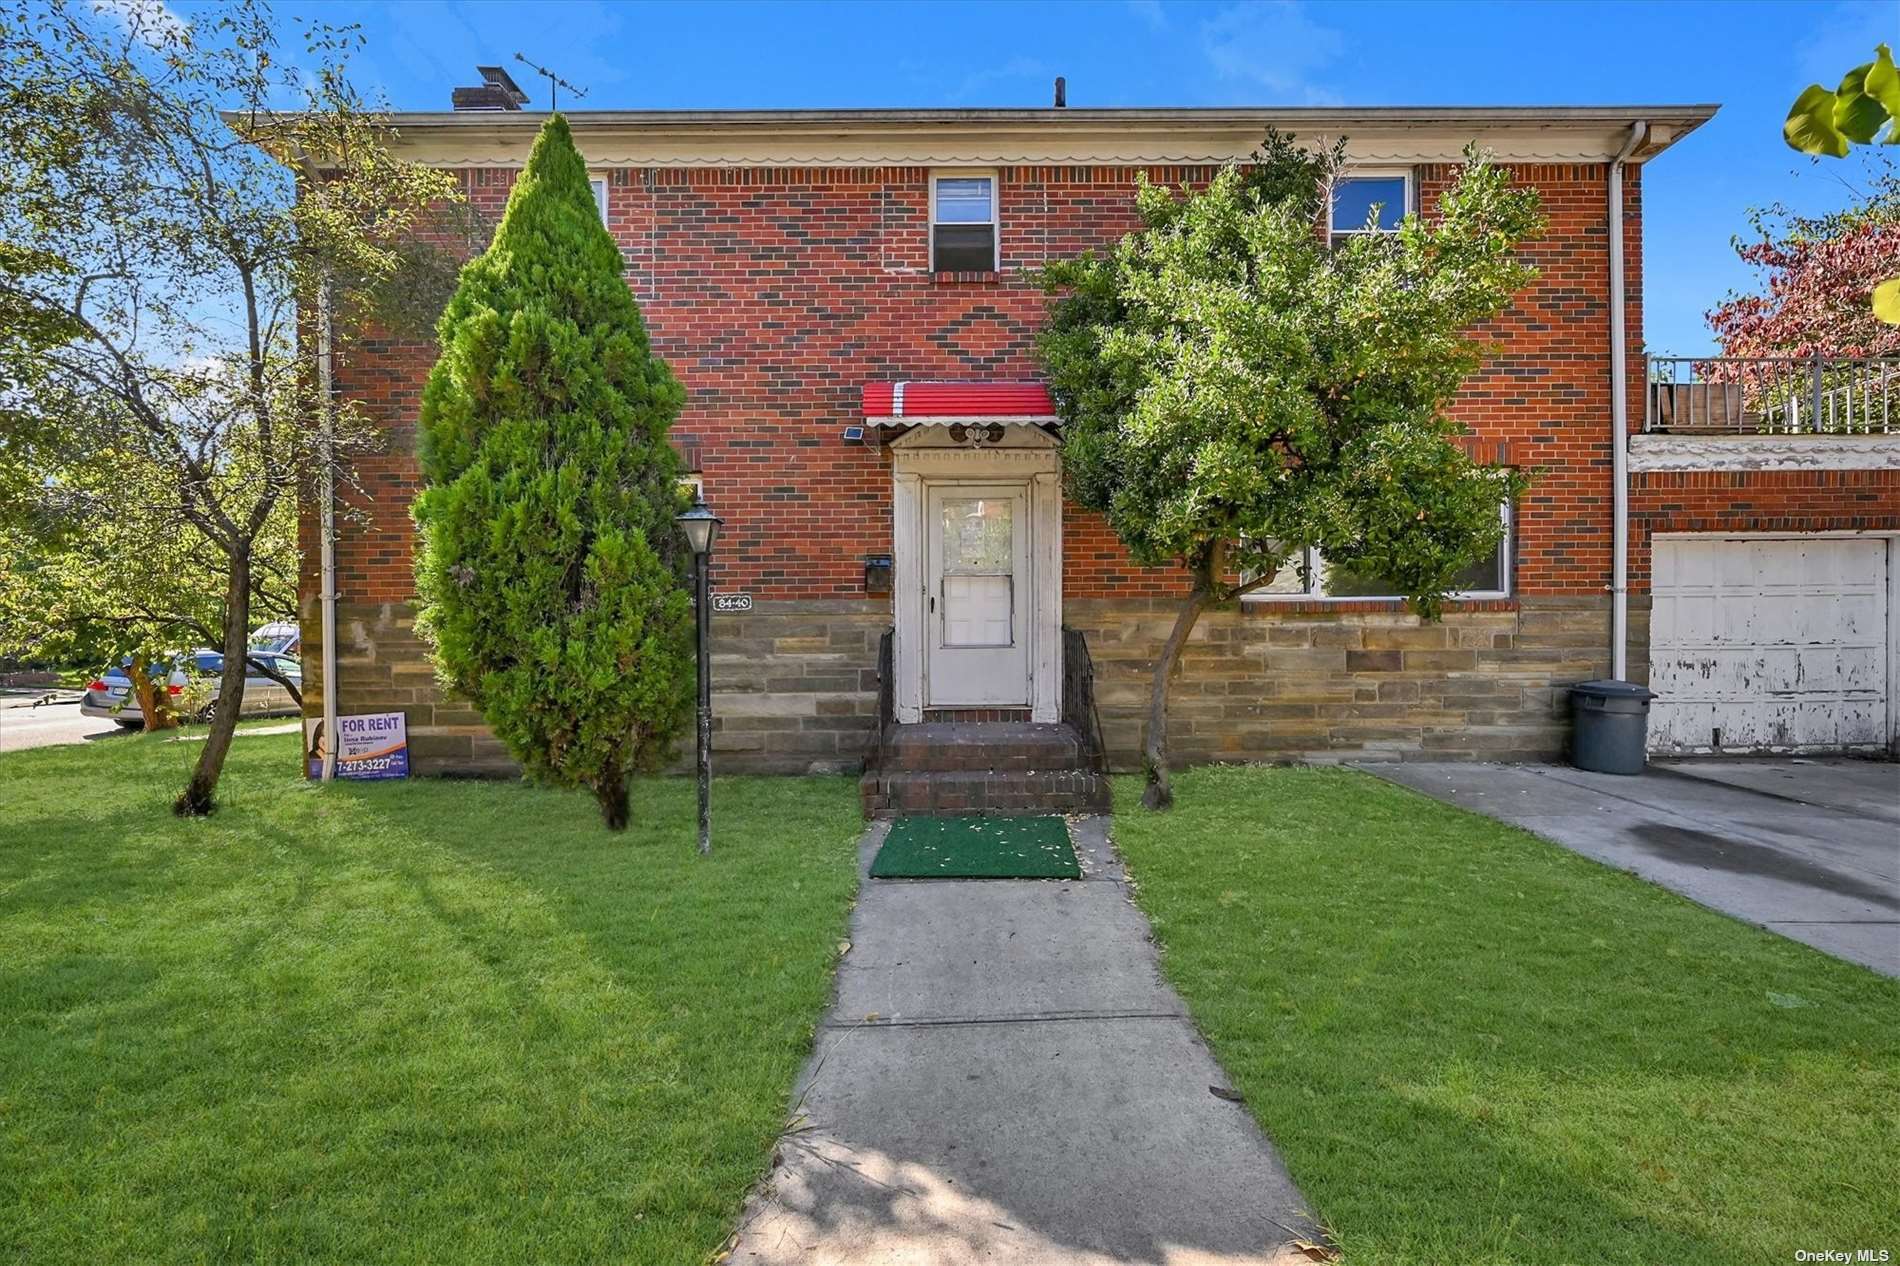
[[727, 818, 1324, 1266]]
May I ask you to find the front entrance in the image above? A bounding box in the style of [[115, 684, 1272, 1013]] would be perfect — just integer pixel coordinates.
[[889, 426, 1062, 724], [925, 484, 1029, 707]]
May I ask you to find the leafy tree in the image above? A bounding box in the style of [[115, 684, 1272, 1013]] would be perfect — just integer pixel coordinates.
[[1785, 43, 1900, 323], [0, 0, 458, 812], [1038, 134, 1541, 808], [0, 436, 301, 729], [413, 115, 694, 832], [1708, 158, 1900, 360]]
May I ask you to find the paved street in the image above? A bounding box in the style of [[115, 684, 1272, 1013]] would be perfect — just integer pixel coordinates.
[[1366, 759, 1900, 978], [730, 818, 1323, 1266], [0, 695, 126, 754]]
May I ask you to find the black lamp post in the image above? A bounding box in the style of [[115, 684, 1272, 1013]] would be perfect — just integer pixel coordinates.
[[676, 494, 722, 856]]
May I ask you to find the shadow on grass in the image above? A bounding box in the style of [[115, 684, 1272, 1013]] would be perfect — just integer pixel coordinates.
[[1, 736, 865, 1264]]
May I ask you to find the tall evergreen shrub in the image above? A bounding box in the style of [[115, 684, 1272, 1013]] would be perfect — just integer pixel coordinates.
[[413, 115, 692, 829]]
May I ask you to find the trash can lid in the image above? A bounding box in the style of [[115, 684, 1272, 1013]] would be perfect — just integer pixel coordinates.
[[1571, 679, 1657, 701]]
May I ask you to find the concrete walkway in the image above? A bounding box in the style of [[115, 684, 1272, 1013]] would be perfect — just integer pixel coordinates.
[[728, 818, 1324, 1266], [1365, 760, 1899, 978]]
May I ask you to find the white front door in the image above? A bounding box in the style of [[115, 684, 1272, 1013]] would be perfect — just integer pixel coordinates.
[[1649, 535, 1893, 753], [925, 483, 1030, 707]]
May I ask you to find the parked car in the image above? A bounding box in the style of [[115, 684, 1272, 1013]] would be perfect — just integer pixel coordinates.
[[250, 621, 301, 657], [81, 650, 302, 728]]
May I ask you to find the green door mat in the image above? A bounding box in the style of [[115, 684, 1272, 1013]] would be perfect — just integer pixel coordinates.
[[870, 815, 1081, 879]]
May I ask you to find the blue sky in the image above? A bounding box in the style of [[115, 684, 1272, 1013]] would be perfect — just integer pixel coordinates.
[[275, 0, 1892, 356]]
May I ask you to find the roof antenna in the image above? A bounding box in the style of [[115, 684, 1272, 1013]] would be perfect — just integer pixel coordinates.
[[1053, 76, 1066, 108], [514, 52, 588, 112]]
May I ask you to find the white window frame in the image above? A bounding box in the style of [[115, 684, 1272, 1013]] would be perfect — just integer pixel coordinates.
[[929, 169, 1000, 272], [1327, 168, 1412, 244], [1245, 502, 1513, 604], [589, 176, 609, 223], [680, 472, 704, 497]]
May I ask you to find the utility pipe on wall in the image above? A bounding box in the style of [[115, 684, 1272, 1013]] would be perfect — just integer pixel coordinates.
[[316, 274, 339, 782], [301, 154, 340, 781], [1608, 120, 1647, 681]]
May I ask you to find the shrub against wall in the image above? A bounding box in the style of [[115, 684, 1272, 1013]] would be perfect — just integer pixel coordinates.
[[413, 115, 693, 829]]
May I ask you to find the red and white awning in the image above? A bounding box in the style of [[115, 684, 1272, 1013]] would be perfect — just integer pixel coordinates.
[[862, 381, 1059, 427]]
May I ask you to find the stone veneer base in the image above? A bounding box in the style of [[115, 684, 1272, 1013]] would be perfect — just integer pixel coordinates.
[[298, 595, 1642, 778]]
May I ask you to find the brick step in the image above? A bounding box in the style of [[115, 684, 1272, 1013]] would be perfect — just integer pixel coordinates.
[[881, 721, 1090, 773], [859, 767, 1111, 818]]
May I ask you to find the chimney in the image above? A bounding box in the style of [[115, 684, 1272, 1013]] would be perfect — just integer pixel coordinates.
[[451, 65, 529, 111], [1053, 76, 1066, 109]]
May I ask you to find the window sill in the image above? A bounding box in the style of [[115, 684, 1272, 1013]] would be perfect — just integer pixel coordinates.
[[932, 269, 1002, 286], [1240, 595, 1518, 616]]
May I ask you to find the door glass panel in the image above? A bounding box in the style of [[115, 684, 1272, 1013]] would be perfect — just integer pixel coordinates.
[[938, 497, 1014, 647], [940, 497, 1012, 574]]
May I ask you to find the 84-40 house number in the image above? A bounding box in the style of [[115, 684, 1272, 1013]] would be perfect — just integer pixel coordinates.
[[709, 593, 753, 614]]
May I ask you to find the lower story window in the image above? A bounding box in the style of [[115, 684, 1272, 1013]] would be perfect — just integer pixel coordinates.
[[1250, 505, 1512, 602]]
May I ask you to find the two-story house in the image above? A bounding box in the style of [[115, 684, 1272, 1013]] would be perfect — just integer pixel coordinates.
[[293, 86, 1900, 813]]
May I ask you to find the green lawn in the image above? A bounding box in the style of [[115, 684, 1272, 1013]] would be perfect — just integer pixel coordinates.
[[0, 732, 862, 1263], [1112, 766, 1900, 1266]]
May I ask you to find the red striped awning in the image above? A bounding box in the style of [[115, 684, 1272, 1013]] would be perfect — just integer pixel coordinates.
[[862, 381, 1059, 426]]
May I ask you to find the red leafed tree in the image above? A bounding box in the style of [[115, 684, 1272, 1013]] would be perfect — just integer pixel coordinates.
[[1707, 165, 1900, 359]]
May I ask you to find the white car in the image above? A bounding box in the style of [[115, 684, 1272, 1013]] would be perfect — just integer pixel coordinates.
[[81, 650, 302, 727]]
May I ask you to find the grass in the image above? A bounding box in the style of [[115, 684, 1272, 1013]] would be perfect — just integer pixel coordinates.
[[1112, 765, 1900, 1266], [0, 732, 863, 1264]]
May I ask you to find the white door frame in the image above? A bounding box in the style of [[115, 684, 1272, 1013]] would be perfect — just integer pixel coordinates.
[[890, 426, 1062, 723]]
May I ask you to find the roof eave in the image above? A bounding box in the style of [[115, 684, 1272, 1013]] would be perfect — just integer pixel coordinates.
[[225, 104, 1719, 168]]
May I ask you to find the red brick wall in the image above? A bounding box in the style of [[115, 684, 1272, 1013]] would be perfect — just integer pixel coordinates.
[[318, 159, 1651, 609], [1629, 469, 1900, 588], [1419, 162, 1644, 598]]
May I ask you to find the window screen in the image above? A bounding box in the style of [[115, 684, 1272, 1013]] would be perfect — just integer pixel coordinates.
[[933, 175, 996, 272]]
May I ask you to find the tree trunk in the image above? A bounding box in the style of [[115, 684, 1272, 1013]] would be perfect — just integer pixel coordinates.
[[128, 657, 179, 731], [174, 551, 251, 817], [243, 654, 302, 707], [1141, 585, 1211, 811], [596, 772, 630, 831]]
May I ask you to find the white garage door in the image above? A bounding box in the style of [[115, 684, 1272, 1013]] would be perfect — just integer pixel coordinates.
[[1650, 536, 1893, 754]]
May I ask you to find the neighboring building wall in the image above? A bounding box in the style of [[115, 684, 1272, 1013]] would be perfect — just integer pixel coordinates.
[[303, 157, 1663, 775]]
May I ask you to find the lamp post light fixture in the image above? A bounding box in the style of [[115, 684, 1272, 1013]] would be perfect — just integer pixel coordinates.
[[676, 493, 722, 856]]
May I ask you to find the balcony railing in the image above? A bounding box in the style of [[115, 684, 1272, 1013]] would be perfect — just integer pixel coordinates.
[[1645, 354, 1899, 435]]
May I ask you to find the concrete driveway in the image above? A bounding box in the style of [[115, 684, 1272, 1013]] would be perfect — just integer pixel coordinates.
[[1365, 759, 1899, 978]]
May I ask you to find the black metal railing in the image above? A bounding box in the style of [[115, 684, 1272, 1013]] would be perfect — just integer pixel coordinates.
[[863, 627, 895, 771], [1647, 354, 1899, 435], [1061, 626, 1107, 773]]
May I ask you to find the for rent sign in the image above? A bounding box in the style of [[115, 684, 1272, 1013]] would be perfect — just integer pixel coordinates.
[[305, 711, 410, 780]]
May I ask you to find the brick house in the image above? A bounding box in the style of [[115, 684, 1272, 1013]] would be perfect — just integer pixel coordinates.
[[300, 98, 1900, 810]]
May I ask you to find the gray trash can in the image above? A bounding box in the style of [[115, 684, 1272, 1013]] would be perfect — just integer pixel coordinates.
[[1569, 680, 1656, 775]]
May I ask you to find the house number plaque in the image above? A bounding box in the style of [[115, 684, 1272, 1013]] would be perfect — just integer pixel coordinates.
[[710, 593, 753, 613]]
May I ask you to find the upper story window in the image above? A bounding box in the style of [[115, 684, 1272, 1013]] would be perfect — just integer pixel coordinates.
[[931, 172, 998, 272], [1328, 173, 1409, 248], [590, 177, 608, 223]]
